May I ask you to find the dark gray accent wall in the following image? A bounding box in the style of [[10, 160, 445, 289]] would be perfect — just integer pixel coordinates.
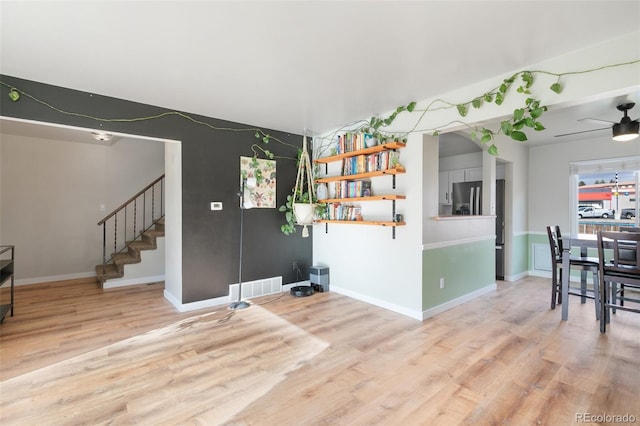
[[0, 75, 313, 303]]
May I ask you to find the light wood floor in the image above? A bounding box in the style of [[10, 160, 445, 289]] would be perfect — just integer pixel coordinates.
[[1, 276, 639, 425]]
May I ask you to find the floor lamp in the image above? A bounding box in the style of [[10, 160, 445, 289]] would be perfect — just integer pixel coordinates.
[[229, 176, 256, 310]]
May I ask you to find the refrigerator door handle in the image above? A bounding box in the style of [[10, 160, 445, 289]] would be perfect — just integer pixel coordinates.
[[469, 187, 474, 215]]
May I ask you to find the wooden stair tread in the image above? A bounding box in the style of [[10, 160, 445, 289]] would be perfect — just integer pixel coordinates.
[[97, 215, 165, 286], [95, 263, 123, 284], [113, 252, 140, 265], [128, 241, 156, 250]]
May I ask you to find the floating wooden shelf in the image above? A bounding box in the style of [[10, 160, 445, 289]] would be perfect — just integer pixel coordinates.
[[315, 166, 405, 184], [314, 141, 406, 239], [317, 220, 406, 227], [314, 141, 406, 164], [318, 194, 405, 203]]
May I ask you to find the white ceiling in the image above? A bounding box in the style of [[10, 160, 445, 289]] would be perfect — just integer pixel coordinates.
[[1, 1, 639, 146]]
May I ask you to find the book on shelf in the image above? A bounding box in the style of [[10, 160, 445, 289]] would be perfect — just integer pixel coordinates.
[[340, 150, 402, 175], [326, 203, 362, 221], [336, 132, 374, 154], [332, 180, 372, 199]]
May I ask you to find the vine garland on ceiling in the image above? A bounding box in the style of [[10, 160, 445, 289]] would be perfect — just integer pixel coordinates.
[[1, 59, 639, 159]]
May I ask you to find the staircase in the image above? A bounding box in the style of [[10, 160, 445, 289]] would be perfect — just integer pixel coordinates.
[[95, 217, 164, 286], [95, 175, 165, 287]]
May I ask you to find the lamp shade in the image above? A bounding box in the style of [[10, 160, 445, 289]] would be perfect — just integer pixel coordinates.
[[612, 117, 639, 142]]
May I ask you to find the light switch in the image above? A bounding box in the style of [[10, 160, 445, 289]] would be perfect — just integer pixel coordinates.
[[210, 202, 223, 211]]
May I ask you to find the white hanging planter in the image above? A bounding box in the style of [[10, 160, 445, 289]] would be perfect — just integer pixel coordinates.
[[293, 202, 316, 225], [291, 133, 316, 238]]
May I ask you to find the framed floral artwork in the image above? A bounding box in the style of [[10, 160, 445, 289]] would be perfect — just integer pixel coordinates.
[[240, 156, 276, 208]]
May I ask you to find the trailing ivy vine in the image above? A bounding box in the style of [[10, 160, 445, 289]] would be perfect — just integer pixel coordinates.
[[2, 59, 638, 235], [2, 59, 638, 159]]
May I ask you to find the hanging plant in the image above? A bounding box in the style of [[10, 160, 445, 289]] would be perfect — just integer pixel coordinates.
[[278, 135, 322, 237]]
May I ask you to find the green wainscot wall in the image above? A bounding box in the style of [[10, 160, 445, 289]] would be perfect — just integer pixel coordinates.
[[511, 233, 529, 277], [422, 238, 494, 310]]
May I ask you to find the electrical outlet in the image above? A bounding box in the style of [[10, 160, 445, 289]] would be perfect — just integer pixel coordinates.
[[292, 261, 298, 271], [439, 277, 445, 289]]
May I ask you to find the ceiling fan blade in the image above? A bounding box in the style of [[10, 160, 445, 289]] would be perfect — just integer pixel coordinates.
[[578, 117, 615, 125], [554, 127, 609, 138]]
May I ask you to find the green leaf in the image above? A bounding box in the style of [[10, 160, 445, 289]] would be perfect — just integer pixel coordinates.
[[524, 118, 535, 128], [433, 130, 440, 136], [513, 108, 524, 121], [484, 93, 493, 103], [8, 89, 20, 102], [285, 211, 293, 222], [516, 86, 524, 93], [511, 131, 528, 141], [513, 121, 524, 130], [521, 71, 533, 87], [495, 92, 504, 105], [255, 131, 261, 139], [534, 122, 546, 131], [472, 98, 482, 109], [396, 106, 405, 113], [499, 84, 507, 94], [487, 144, 499, 156], [481, 133, 492, 143], [530, 107, 544, 119], [456, 104, 468, 117], [407, 101, 416, 112], [501, 120, 513, 134], [550, 82, 563, 94]]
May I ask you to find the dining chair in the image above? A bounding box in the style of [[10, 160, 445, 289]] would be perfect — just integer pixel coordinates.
[[612, 226, 639, 309], [597, 230, 640, 333], [546, 225, 600, 319]]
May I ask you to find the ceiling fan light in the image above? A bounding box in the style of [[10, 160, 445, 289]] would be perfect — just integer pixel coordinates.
[[91, 132, 113, 142], [612, 120, 639, 142]]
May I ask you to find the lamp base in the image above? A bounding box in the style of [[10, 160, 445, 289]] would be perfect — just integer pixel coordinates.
[[229, 300, 251, 310]]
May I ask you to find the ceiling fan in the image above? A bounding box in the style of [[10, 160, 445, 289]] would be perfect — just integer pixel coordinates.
[[554, 102, 640, 141]]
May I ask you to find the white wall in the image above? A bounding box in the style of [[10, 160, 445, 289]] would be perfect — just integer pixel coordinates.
[[0, 133, 164, 282], [313, 30, 640, 318], [164, 142, 182, 304], [529, 136, 640, 234], [312, 131, 425, 319], [439, 151, 482, 171]]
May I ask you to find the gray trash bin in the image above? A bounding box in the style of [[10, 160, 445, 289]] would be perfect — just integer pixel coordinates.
[[310, 266, 329, 292]]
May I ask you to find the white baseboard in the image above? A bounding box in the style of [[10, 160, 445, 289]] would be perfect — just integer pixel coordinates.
[[164, 278, 311, 313], [164, 290, 230, 313], [103, 275, 165, 289], [330, 285, 423, 321], [504, 271, 529, 282], [422, 283, 497, 321], [15, 271, 96, 286]]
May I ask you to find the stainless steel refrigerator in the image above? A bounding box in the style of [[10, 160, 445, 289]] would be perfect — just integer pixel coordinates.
[[453, 179, 506, 280], [452, 180, 482, 216]]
